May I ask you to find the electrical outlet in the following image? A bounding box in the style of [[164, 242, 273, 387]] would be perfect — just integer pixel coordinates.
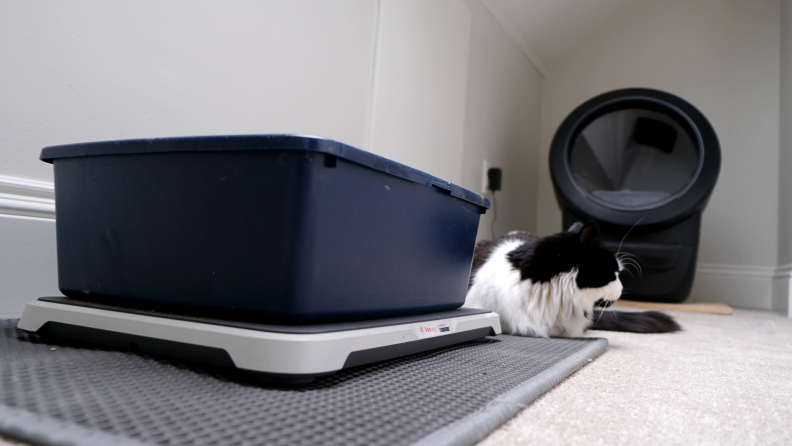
[[481, 159, 489, 194]]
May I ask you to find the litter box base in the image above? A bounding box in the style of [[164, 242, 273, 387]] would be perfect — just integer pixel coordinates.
[[18, 297, 501, 383]]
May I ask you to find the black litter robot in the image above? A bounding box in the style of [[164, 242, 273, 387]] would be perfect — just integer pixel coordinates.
[[549, 88, 720, 303]]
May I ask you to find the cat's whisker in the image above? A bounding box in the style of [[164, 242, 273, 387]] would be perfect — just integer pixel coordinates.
[[630, 262, 643, 279], [619, 258, 643, 278], [617, 255, 642, 267], [624, 262, 642, 275], [617, 255, 642, 273], [617, 253, 641, 262], [616, 216, 645, 255], [616, 253, 641, 264], [594, 308, 605, 325], [619, 260, 639, 275], [620, 268, 635, 278]]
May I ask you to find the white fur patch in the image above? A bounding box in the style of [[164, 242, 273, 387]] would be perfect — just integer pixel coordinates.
[[465, 241, 623, 337]]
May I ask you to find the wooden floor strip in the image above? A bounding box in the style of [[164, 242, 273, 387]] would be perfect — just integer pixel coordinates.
[[612, 300, 733, 315]]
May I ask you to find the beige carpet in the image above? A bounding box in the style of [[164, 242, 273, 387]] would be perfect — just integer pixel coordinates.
[[2, 307, 790, 445], [477, 307, 792, 446]]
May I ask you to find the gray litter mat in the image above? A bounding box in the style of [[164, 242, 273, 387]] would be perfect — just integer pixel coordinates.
[[0, 318, 607, 446]]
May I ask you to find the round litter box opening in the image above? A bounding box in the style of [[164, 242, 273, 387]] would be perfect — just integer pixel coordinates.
[[550, 88, 720, 227], [569, 107, 701, 211]]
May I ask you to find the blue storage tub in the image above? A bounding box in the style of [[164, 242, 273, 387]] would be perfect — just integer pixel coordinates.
[[41, 135, 489, 322]]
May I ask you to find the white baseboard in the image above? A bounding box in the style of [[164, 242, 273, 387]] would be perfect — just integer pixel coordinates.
[[771, 264, 792, 317], [694, 263, 791, 314], [696, 263, 776, 279], [0, 174, 55, 219]]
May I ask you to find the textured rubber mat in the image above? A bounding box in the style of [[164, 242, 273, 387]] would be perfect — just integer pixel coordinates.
[[0, 319, 607, 446]]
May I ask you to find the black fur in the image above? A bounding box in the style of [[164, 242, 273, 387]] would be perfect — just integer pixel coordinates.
[[506, 222, 619, 289], [470, 231, 538, 287], [590, 310, 682, 333]]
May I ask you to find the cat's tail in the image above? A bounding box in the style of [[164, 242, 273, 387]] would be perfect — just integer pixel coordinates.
[[590, 310, 681, 333]]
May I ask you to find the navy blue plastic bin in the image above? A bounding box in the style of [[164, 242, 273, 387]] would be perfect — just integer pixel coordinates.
[[41, 135, 489, 322]]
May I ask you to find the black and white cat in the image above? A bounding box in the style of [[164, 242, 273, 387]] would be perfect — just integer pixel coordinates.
[[465, 221, 680, 337]]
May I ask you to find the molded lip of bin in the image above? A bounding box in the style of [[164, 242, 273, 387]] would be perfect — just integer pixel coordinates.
[[41, 134, 490, 210]]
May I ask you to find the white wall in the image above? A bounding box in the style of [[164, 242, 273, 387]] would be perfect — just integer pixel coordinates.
[[368, 1, 471, 185], [368, 0, 544, 223], [0, 0, 543, 313], [535, 0, 781, 310], [0, 1, 380, 181], [462, 0, 543, 239]]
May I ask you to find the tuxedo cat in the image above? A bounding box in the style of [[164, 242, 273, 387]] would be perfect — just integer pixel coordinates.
[[465, 221, 680, 337]]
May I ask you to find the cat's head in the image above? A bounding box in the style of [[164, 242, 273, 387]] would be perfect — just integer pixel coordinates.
[[510, 221, 623, 302], [565, 222, 622, 302]]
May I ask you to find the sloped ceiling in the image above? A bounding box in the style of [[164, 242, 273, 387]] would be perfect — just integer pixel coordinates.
[[482, 0, 636, 76]]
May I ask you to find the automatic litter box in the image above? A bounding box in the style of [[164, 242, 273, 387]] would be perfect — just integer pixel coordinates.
[[18, 135, 500, 382], [549, 89, 721, 303]]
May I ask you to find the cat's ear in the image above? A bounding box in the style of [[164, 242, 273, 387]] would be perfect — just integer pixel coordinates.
[[568, 222, 585, 233], [578, 221, 599, 245]]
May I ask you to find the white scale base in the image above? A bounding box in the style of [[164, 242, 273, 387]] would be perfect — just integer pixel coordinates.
[[19, 298, 501, 383]]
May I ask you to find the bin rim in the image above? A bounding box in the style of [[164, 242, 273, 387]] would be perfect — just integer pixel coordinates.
[[40, 134, 489, 209]]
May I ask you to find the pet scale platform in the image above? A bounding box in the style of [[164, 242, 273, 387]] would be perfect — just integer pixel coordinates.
[[18, 297, 501, 383]]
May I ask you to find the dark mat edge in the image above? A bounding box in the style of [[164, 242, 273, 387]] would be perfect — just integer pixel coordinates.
[[411, 337, 609, 446]]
